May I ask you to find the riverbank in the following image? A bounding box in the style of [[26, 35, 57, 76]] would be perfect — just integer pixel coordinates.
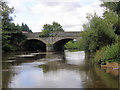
[[101, 62, 120, 69], [101, 62, 120, 76]]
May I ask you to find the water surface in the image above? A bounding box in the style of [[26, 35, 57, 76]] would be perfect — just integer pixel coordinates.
[[2, 50, 119, 88]]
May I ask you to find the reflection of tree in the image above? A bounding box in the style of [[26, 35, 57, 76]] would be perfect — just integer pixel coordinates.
[[2, 53, 16, 88], [2, 52, 46, 88], [38, 61, 60, 73], [13, 54, 46, 65], [94, 65, 119, 88], [2, 71, 12, 88], [82, 56, 119, 88], [37, 52, 67, 73], [39, 65, 50, 73], [38, 59, 82, 74], [2, 60, 16, 88]]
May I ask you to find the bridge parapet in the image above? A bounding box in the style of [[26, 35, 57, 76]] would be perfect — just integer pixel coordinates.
[[49, 31, 81, 37], [25, 31, 81, 38], [24, 32, 41, 38]]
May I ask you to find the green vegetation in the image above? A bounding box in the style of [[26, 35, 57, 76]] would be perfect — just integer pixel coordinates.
[[21, 23, 32, 33], [64, 40, 84, 51], [65, 2, 120, 64], [80, 12, 118, 53], [93, 2, 120, 64], [1, 2, 31, 52], [94, 43, 120, 64], [39, 22, 64, 37]]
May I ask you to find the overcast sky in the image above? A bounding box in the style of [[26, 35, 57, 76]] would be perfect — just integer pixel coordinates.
[[6, 0, 104, 32]]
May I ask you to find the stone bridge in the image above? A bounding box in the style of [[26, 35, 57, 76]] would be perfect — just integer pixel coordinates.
[[23, 31, 81, 51]]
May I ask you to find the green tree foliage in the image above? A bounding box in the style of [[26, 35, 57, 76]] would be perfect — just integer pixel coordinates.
[[0, 1, 2, 50], [39, 24, 52, 37], [39, 30, 49, 37], [43, 24, 52, 32], [1, 2, 26, 52], [64, 40, 84, 51], [80, 13, 117, 54], [52, 22, 64, 32], [64, 1, 120, 64], [101, 2, 120, 14], [79, 2, 120, 64], [21, 23, 32, 33], [65, 40, 78, 49], [101, 2, 120, 35], [94, 43, 120, 64], [1, 2, 14, 32], [40, 22, 64, 37]]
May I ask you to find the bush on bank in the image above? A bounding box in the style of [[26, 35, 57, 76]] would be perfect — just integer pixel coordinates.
[[93, 43, 120, 64], [64, 40, 84, 51]]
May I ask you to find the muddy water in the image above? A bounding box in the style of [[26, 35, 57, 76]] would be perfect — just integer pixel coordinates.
[[2, 50, 119, 88]]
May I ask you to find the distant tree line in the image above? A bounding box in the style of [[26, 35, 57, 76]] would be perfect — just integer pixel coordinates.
[[1, 1, 32, 52]]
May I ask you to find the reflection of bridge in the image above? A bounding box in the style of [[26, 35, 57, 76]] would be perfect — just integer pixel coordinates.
[[24, 32, 81, 51]]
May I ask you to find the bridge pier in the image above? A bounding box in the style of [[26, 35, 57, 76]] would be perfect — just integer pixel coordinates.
[[46, 46, 54, 52]]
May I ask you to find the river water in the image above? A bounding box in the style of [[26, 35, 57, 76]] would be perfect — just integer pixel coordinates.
[[2, 50, 119, 88]]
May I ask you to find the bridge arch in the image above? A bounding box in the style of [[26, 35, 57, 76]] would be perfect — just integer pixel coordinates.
[[53, 38, 74, 51], [24, 32, 81, 51], [21, 39, 46, 51]]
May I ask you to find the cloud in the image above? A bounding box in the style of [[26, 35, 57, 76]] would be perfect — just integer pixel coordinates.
[[7, 0, 104, 32], [40, 2, 61, 7]]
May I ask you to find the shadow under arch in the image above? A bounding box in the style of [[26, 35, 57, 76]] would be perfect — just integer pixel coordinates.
[[53, 38, 73, 51], [21, 39, 46, 51]]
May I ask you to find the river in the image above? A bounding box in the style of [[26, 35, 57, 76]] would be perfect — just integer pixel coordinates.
[[2, 50, 119, 88]]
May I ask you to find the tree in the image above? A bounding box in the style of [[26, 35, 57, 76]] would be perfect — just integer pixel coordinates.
[[1, 2, 14, 31], [21, 23, 32, 33], [40, 21, 64, 37], [101, 2, 120, 14], [1, 1, 26, 51], [39, 30, 49, 37], [52, 22, 64, 32], [101, 2, 120, 35], [43, 24, 52, 32], [1, 2, 14, 51], [80, 14, 117, 54]]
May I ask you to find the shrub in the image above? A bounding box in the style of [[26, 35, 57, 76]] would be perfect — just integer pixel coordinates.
[[93, 43, 120, 64]]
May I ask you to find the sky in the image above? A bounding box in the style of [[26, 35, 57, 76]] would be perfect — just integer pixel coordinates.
[[6, 0, 104, 32]]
